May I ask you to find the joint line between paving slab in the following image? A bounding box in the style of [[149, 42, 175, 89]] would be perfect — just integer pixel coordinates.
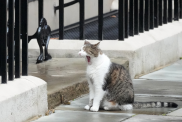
[[120, 115, 137, 122]]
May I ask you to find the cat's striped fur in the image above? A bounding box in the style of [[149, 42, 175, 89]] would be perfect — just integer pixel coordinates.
[[78, 40, 178, 112]]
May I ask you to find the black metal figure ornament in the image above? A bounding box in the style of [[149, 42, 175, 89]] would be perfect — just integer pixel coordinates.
[[28, 18, 52, 64]]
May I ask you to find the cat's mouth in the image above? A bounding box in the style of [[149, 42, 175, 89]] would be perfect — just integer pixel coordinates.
[[86, 56, 91, 63]]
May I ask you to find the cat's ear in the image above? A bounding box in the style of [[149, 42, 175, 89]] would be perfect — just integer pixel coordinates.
[[84, 40, 90, 45], [93, 42, 100, 48]]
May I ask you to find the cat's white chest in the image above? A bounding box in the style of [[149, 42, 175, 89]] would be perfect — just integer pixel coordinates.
[[86, 65, 98, 79], [86, 55, 111, 84]]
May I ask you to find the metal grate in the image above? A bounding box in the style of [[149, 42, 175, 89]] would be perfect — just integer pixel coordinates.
[[51, 14, 119, 40]]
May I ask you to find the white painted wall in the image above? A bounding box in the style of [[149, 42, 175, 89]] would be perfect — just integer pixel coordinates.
[[28, 20, 182, 79], [28, 0, 114, 35], [0, 76, 48, 122]]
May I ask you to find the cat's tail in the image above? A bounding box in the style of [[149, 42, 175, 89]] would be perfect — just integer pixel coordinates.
[[133, 101, 178, 109]]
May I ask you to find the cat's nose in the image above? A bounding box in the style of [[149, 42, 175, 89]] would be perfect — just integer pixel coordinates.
[[78, 52, 81, 56]]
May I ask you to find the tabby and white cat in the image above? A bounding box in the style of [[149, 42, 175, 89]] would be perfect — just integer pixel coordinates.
[[78, 40, 178, 112]]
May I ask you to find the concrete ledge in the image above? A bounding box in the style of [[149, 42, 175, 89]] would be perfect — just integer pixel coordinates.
[[48, 81, 89, 109], [29, 20, 182, 79], [0, 76, 48, 122]]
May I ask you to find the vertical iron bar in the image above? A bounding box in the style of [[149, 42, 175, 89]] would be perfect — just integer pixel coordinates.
[[119, 0, 125, 40], [125, 0, 129, 38], [163, 0, 168, 24], [39, 0, 43, 24], [139, 0, 144, 33], [79, 0, 85, 40], [180, 0, 182, 18], [145, 0, 150, 31], [129, 0, 134, 36], [22, 0, 28, 76], [150, 0, 154, 29], [0, 0, 7, 83], [168, 0, 172, 22], [154, 0, 159, 28], [59, 0, 64, 39], [8, 0, 15, 81], [0, 48, 2, 76], [134, 0, 139, 35], [15, 0, 21, 78], [159, 0, 163, 26], [98, 0, 103, 40], [174, 0, 179, 21]]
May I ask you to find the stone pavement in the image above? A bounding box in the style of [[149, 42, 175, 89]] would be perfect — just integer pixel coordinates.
[[32, 60, 182, 122]]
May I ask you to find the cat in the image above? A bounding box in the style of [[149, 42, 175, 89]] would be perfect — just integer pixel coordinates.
[[78, 40, 178, 112]]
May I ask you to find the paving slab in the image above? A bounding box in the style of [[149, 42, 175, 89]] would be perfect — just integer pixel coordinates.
[[122, 114, 182, 122], [133, 79, 182, 96], [140, 60, 182, 82], [56, 94, 181, 115], [167, 108, 182, 117], [33, 111, 134, 122], [28, 58, 129, 109], [33, 93, 181, 122]]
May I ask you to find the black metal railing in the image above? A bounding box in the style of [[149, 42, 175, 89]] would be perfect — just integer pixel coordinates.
[[54, 0, 182, 41], [1, 0, 182, 83], [54, 0, 85, 40], [0, 0, 7, 83], [0, 0, 28, 83], [0, 0, 52, 83]]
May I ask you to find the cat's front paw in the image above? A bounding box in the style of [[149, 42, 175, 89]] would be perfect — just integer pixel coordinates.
[[119, 104, 133, 111], [90, 106, 99, 112], [84, 105, 90, 110], [103, 106, 110, 111]]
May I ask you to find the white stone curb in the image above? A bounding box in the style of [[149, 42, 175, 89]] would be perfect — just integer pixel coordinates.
[[0, 76, 48, 122]]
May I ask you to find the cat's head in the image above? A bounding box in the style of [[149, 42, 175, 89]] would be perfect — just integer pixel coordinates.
[[78, 40, 103, 64]]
